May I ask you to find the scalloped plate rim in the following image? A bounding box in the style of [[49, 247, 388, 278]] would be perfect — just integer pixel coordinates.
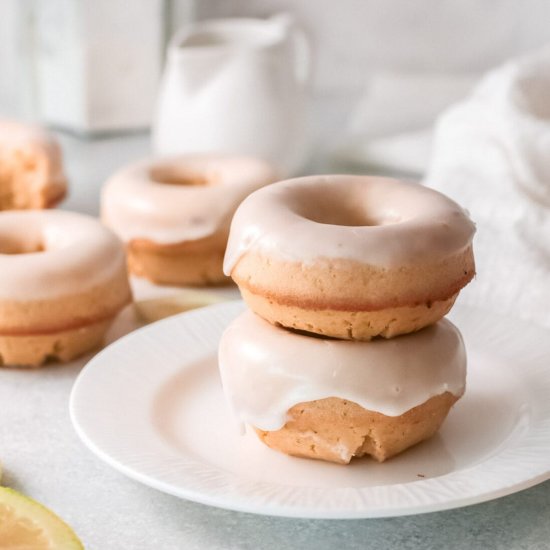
[[70, 302, 550, 519]]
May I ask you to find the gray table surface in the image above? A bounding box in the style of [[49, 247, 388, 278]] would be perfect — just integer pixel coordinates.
[[1, 130, 549, 550]]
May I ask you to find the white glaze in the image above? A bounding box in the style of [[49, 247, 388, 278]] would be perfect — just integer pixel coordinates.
[[101, 154, 276, 244], [0, 210, 127, 301], [218, 310, 466, 431], [223, 175, 475, 273], [0, 119, 66, 188]]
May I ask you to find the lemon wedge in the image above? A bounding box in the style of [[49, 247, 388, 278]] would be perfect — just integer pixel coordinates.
[[134, 290, 226, 323], [0, 487, 83, 549]]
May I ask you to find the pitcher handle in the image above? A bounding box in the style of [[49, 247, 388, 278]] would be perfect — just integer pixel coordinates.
[[271, 13, 312, 88]]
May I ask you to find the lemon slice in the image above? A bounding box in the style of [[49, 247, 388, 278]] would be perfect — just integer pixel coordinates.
[[0, 487, 83, 549], [134, 290, 226, 323]]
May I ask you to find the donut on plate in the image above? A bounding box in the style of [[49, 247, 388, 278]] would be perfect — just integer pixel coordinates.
[[0, 210, 131, 367], [224, 175, 476, 340], [0, 119, 67, 210], [218, 310, 466, 464], [101, 154, 277, 286]]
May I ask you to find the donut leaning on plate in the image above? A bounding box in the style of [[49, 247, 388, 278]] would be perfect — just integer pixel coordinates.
[[218, 310, 466, 464], [0, 210, 132, 367], [0, 119, 67, 210], [224, 175, 476, 340], [101, 154, 277, 286]]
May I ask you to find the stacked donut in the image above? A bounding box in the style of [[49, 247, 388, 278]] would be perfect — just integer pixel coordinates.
[[219, 175, 476, 464]]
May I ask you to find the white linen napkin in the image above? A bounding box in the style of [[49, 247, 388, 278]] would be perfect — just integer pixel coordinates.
[[425, 46, 550, 329]]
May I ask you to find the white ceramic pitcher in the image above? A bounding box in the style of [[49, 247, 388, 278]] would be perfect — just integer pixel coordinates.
[[152, 14, 311, 176]]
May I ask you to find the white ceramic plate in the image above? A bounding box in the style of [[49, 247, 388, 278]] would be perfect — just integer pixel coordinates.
[[70, 302, 550, 519]]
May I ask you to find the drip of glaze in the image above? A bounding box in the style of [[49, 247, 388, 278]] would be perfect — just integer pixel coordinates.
[[218, 310, 467, 431]]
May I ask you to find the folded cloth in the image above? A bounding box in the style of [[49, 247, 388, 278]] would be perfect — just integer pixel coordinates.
[[425, 46, 550, 329]]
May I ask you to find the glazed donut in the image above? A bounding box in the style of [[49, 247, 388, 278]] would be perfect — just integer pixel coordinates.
[[101, 154, 277, 286], [224, 175, 476, 339], [0, 210, 131, 367], [218, 310, 466, 464], [0, 119, 67, 210]]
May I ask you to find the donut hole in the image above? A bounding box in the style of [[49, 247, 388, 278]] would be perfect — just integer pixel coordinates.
[[303, 207, 381, 227], [150, 166, 211, 187], [0, 238, 44, 255], [295, 192, 394, 227]]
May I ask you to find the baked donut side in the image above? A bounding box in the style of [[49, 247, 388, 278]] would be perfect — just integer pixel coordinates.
[[256, 393, 459, 464], [225, 175, 476, 339], [0, 120, 67, 210], [102, 154, 277, 286], [0, 282, 130, 367], [218, 310, 467, 464], [126, 231, 229, 286], [232, 248, 473, 339], [0, 319, 115, 367], [0, 211, 132, 366]]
